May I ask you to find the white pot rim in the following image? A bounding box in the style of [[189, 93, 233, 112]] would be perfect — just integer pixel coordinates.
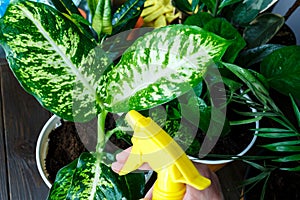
[[36, 115, 61, 188]]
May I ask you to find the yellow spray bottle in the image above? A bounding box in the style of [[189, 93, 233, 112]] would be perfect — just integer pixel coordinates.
[[118, 110, 211, 200]]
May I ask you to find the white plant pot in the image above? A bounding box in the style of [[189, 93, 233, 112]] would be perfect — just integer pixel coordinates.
[[36, 115, 61, 188]]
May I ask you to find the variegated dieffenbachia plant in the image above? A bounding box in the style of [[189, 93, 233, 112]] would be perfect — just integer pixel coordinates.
[[0, 0, 233, 199]]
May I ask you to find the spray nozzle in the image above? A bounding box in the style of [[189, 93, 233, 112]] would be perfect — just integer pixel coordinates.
[[118, 110, 211, 200]]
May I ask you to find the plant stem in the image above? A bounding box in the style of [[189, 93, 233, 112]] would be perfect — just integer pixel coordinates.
[[96, 110, 108, 153], [285, 0, 300, 21]]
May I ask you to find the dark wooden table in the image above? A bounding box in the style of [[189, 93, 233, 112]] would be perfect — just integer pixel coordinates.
[[0, 53, 246, 200], [0, 57, 51, 199]]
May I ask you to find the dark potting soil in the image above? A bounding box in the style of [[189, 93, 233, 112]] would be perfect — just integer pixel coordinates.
[[46, 120, 88, 183]]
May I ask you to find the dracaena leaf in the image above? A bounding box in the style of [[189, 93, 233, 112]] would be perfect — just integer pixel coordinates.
[[102, 25, 232, 112], [0, 1, 111, 122]]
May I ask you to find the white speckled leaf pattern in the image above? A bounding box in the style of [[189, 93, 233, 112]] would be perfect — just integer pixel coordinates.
[[47, 152, 145, 200], [0, 1, 111, 122], [102, 25, 232, 112]]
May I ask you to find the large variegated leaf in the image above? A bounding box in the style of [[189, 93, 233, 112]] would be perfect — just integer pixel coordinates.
[[47, 152, 145, 200], [102, 24, 232, 112], [47, 159, 78, 200], [0, 1, 110, 122]]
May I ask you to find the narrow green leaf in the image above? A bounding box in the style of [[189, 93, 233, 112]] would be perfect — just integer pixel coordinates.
[[263, 140, 300, 146], [103, 25, 232, 112], [111, 0, 146, 35], [240, 171, 269, 186], [256, 133, 300, 138], [243, 160, 267, 171], [244, 13, 284, 48], [273, 154, 300, 162], [230, 116, 262, 125], [254, 128, 294, 133], [280, 166, 300, 171], [268, 116, 296, 131], [0, 1, 110, 122], [262, 145, 300, 152], [222, 62, 272, 108], [290, 94, 300, 127]]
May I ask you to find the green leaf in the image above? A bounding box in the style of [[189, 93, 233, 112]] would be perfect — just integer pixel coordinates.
[[280, 166, 300, 171], [230, 116, 262, 125], [237, 44, 283, 67], [200, 0, 216, 14], [0, 1, 110, 122], [243, 160, 267, 171], [103, 25, 232, 112], [232, 0, 277, 25], [290, 94, 300, 127], [203, 18, 246, 62], [50, 0, 94, 39], [262, 140, 300, 146], [254, 128, 294, 133], [243, 13, 284, 48], [87, 0, 98, 17], [260, 46, 300, 100], [47, 159, 78, 200], [91, 0, 112, 37], [262, 145, 300, 152], [256, 133, 300, 138], [273, 154, 300, 162], [222, 62, 272, 108], [183, 11, 213, 27], [111, 0, 145, 35], [49, 152, 145, 199], [172, 0, 194, 13], [219, 0, 242, 10], [50, 0, 82, 16]]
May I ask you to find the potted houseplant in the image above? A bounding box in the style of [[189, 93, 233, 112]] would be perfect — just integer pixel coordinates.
[[1, 0, 299, 199]]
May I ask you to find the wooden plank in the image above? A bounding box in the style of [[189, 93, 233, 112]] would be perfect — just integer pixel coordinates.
[[1, 60, 51, 199], [217, 161, 246, 200], [0, 59, 9, 200]]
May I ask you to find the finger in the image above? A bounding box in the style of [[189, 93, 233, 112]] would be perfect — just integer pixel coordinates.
[[144, 185, 153, 199], [111, 161, 124, 173], [138, 162, 152, 170], [115, 147, 132, 162]]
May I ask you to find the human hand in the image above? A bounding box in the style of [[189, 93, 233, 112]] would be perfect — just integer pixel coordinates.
[[111, 147, 224, 200]]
